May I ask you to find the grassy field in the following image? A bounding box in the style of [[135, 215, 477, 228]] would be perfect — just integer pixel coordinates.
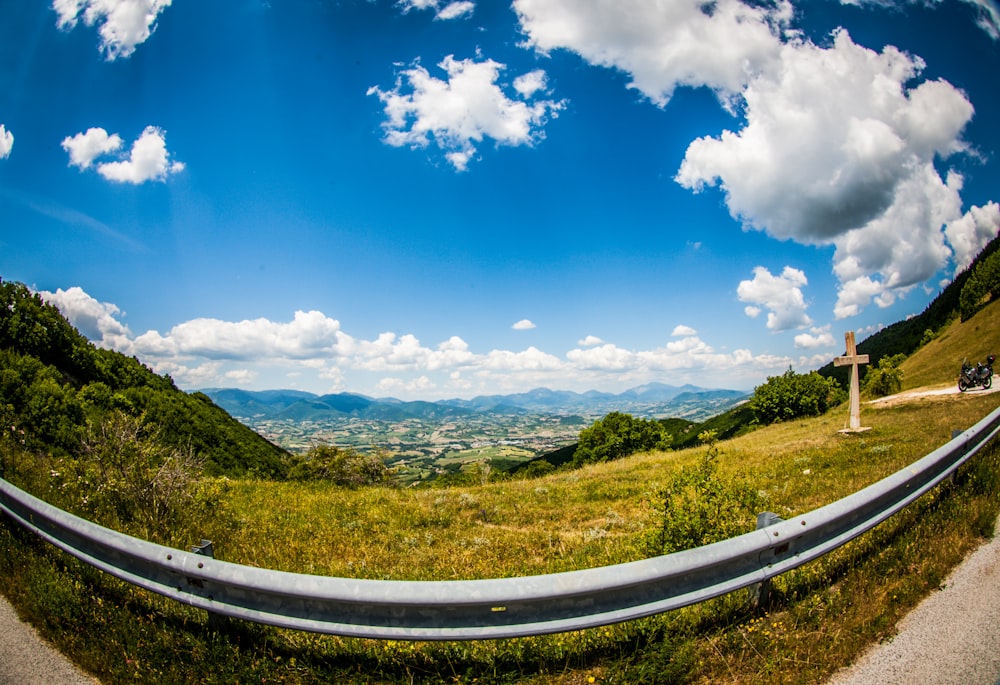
[[1, 313, 1000, 682]]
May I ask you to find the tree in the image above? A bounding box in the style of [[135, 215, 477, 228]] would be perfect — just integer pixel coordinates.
[[287, 445, 391, 487], [862, 353, 905, 398], [573, 412, 668, 466], [960, 249, 1000, 321], [748, 367, 844, 425]]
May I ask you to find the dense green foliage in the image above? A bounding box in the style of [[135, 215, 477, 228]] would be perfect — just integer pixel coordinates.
[[748, 367, 844, 425], [959, 249, 1000, 321], [572, 411, 669, 465], [286, 445, 391, 486], [0, 279, 288, 479], [861, 353, 906, 397]]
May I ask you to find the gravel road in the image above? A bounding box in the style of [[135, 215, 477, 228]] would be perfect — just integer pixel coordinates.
[[0, 597, 97, 685], [826, 516, 1000, 685]]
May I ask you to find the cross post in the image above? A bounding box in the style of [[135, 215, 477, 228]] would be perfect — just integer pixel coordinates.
[[833, 331, 870, 432]]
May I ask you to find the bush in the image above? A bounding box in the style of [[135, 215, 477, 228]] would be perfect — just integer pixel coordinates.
[[573, 412, 668, 466], [748, 367, 844, 425], [286, 445, 391, 487], [646, 434, 766, 555], [862, 353, 906, 397]]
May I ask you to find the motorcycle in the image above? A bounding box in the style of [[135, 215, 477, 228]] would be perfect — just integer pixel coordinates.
[[959, 354, 995, 392]]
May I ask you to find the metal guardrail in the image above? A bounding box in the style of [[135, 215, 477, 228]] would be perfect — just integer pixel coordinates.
[[2, 405, 999, 641]]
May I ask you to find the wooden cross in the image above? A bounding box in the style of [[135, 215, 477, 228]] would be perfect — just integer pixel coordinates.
[[834, 331, 870, 432]]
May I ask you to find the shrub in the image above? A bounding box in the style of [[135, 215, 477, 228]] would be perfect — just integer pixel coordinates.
[[646, 434, 766, 555], [286, 445, 391, 487], [748, 367, 844, 425], [862, 353, 906, 398]]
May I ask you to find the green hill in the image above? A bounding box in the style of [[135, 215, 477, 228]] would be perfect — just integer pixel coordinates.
[[0, 279, 289, 478]]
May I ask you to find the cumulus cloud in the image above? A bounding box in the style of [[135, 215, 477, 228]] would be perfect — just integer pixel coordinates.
[[794, 325, 836, 350], [62, 126, 184, 183], [41, 285, 809, 399], [578, 334, 604, 346], [677, 29, 977, 317], [945, 202, 1000, 274], [38, 286, 133, 349], [62, 128, 123, 169], [368, 55, 565, 170], [0, 125, 12, 159], [671, 324, 697, 336], [514, 0, 791, 107], [131, 310, 347, 361], [52, 0, 173, 60], [737, 266, 812, 331], [512, 319, 536, 330]]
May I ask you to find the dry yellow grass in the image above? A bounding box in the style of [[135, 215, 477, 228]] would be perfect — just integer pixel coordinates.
[[901, 298, 1000, 390]]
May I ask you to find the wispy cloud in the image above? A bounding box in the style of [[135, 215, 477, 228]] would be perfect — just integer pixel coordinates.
[[0, 187, 145, 251]]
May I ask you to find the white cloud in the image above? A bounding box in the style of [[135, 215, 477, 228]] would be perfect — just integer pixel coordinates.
[[512, 319, 536, 330], [62, 126, 183, 183], [62, 127, 123, 169], [737, 266, 812, 331], [131, 310, 347, 361], [96, 126, 185, 183], [513, 0, 791, 107], [436, 1, 474, 20], [368, 55, 565, 170], [677, 29, 977, 317], [671, 324, 697, 336], [41, 286, 815, 399], [38, 286, 133, 349], [52, 0, 173, 60], [578, 334, 604, 346], [794, 325, 836, 350], [945, 202, 1000, 274], [512, 69, 548, 98], [0, 125, 12, 159], [398, 0, 474, 19]]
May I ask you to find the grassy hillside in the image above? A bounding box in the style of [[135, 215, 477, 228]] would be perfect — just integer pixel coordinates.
[[898, 297, 1000, 390], [0, 279, 289, 478]]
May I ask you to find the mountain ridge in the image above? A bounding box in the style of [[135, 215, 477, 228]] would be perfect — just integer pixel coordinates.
[[202, 382, 749, 422]]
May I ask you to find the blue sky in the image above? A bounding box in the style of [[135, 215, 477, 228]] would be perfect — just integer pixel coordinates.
[[2, 0, 999, 400]]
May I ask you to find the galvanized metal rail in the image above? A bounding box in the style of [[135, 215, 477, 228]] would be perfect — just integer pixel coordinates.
[[2, 405, 999, 640]]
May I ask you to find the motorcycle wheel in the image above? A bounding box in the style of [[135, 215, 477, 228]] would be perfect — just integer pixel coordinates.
[[985, 375, 993, 390], [959, 378, 969, 392]]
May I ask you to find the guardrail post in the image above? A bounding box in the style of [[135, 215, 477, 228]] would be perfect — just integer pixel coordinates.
[[749, 512, 783, 612], [190, 540, 229, 633]]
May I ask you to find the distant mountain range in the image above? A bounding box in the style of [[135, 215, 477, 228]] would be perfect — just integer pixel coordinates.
[[202, 383, 750, 423]]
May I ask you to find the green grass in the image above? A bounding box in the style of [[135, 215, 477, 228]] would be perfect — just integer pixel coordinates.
[[1, 392, 999, 683], [900, 299, 1000, 390]]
